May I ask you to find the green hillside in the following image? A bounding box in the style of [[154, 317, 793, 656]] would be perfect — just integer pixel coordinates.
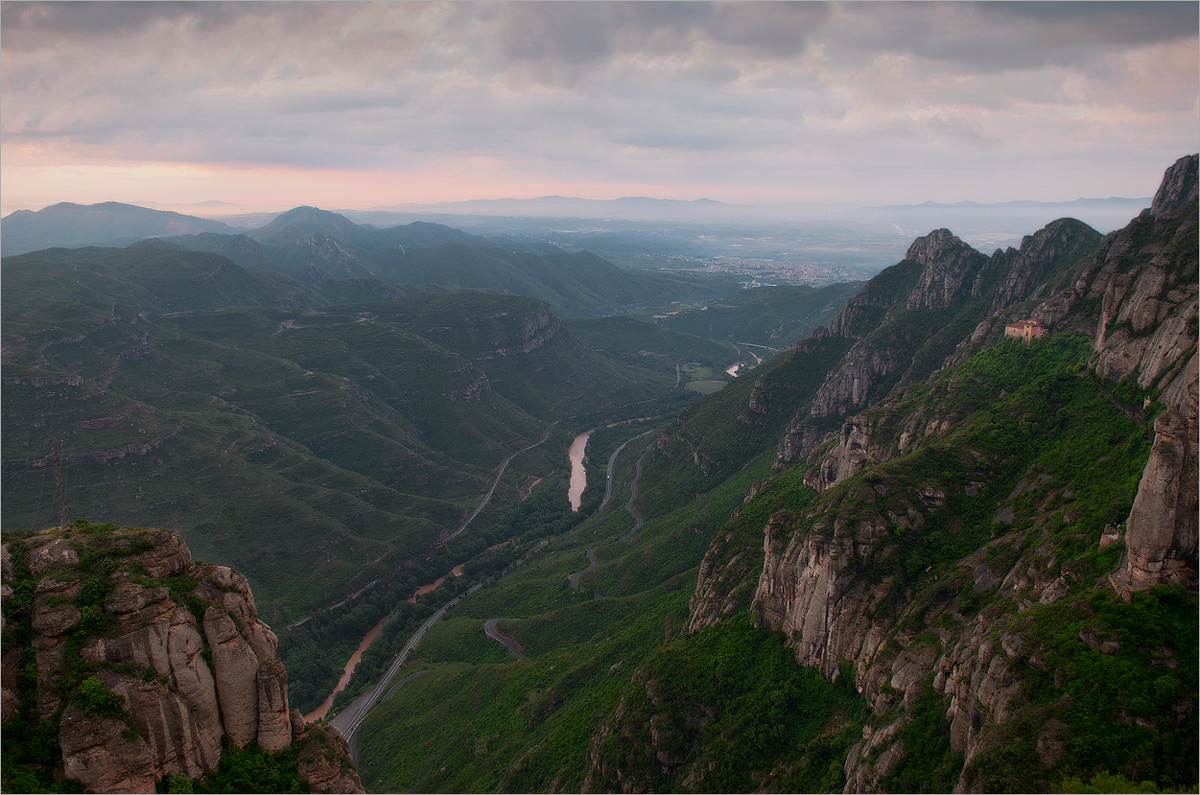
[[635, 281, 864, 348], [353, 330, 1193, 795], [348, 161, 1197, 794], [1, 245, 691, 625]]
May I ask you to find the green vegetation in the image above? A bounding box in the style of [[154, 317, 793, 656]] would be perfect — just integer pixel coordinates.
[[592, 617, 867, 792], [2, 251, 680, 626], [73, 677, 126, 717], [350, 396, 826, 791], [966, 584, 1198, 793], [876, 687, 961, 793], [355, 584, 693, 793], [631, 281, 863, 347], [188, 740, 306, 794], [565, 314, 735, 376]]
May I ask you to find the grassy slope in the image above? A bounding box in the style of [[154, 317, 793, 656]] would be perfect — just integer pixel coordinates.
[[1, 248, 678, 622], [353, 333, 1196, 793], [636, 281, 864, 348]]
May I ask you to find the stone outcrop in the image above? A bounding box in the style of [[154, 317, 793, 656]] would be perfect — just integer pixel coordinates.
[[256, 660, 293, 754], [58, 706, 160, 793], [685, 156, 1198, 791], [1151, 153, 1199, 216], [1, 524, 362, 794], [1110, 408, 1198, 593], [1039, 154, 1198, 595], [494, 304, 565, 356], [203, 606, 263, 748], [904, 228, 991, 312], [773, 218, 1106, 470], [983, 218, 1103, 313], [292, 710, 366, 794]]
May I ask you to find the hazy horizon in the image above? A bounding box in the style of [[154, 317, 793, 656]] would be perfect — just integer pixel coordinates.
[[2, 2, 1197, 216]]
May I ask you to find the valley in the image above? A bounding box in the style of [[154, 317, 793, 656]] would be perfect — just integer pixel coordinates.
[[328, 156, 1199, 794], [1, 155, 1196, 794]]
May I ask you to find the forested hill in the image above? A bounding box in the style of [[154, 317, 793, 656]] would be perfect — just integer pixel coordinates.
[[3, 203, 729, 317], [347, 156, 1196, 794], [1, 157, 1194, 795], [606, 153, 1199, 792], [0, 265, 685, 623]]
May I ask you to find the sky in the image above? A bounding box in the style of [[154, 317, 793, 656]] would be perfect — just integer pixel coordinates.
[[1, 1, 1197, 216]]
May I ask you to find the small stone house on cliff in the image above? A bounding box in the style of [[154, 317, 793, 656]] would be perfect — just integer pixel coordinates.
[[1004, 318, 1049, 343]]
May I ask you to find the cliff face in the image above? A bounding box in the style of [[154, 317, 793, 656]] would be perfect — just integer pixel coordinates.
[[493, 304, 567, 356], [1, 524, 363, 794], [682, 156, 1198, 792], [1040, 154, 1198, 596], [774, 214, 1103, 471]]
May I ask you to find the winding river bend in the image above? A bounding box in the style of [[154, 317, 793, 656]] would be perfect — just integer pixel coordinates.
[[567, 429, 593, 511]]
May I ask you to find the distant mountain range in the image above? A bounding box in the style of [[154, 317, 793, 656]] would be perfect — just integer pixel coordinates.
[[2, 202, 729, 317], [0, 201, 243, 255], [3, 193, 1153, 259]]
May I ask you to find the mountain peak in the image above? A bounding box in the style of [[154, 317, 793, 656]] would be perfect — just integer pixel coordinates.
[[904, 228, 976, 267], [1150, 153, 1198, 218], [251, 206, 364, 245], [903, 228, 989, 312]]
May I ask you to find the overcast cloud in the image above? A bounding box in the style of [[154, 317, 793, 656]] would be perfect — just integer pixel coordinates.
[[1, 1, 1196, 213]]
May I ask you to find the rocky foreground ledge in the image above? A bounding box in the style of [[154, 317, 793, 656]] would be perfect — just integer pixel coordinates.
[[1, 523, 363, 794]]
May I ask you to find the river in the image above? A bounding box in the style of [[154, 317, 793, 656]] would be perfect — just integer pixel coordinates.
[[304, 619, 385, 723], [567, 429, 593, 511]]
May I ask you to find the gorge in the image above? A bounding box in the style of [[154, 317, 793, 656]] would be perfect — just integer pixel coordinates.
[[2, 155, 1196, 794]]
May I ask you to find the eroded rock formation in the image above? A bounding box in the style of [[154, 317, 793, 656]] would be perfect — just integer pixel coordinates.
[[685, 155, 1198, 791], [1, 525, 363, 794]]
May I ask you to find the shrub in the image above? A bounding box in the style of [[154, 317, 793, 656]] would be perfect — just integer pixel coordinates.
[[74, 677, 125, 717]]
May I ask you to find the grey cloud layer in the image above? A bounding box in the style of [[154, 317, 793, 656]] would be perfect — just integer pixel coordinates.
[[2, 1, 1196, 199]]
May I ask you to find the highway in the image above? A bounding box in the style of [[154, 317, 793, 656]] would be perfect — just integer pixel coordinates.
[[599, 429, 655, 510], [335, 582, 482, 761]]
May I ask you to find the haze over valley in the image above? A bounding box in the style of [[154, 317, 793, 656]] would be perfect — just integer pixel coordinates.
[[2, 3, 1197, 794]]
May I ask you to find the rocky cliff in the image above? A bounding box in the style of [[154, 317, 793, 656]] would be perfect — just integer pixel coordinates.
[[771, 217, 1104, 472], [681, 156, 1198, 792], [1, 523, 363, 794]]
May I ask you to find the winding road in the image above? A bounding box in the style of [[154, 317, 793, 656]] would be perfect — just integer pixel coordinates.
[[333, 583, 481, 761], [335, 417, 652, 763], [567, 547, 600, 589], [483, 619, 525, 660], [451, 420, 559, 541], [568, 434, 654, 590], [600, 429, 655, 511], [619, 446, 651, 541]]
